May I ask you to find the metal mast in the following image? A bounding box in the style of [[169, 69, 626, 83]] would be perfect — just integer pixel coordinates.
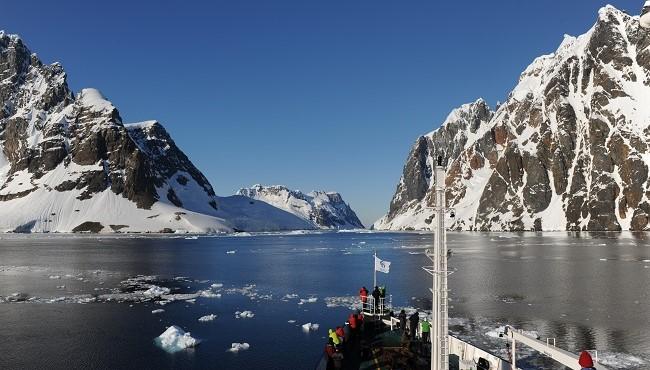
[[425, 157, 449, 370]]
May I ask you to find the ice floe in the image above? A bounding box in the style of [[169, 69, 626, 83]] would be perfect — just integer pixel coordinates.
[[301, 323, 319, 332], [198, 314, 217, 322], [144, 286, 171, 298], [298, 297, 318, 305], [199, 290, 221, 298], [599, 352, 648, 368], [235, 310, 255, 319], [227, 342, 250, 353], [152, 309, 165, 314], [324, 296, 361, 310], [155, 325, 200, 353]]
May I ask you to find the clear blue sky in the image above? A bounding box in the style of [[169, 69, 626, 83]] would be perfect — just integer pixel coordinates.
[[0, 0, 642, 226]]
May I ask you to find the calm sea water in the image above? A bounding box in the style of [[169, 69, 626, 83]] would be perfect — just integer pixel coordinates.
[[0, 231, 648, 370]]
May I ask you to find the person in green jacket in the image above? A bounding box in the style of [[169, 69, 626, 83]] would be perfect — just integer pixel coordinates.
[[420, 318, 431, 343]]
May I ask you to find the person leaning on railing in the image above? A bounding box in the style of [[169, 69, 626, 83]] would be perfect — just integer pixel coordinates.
[[579, 351, 597, 370]]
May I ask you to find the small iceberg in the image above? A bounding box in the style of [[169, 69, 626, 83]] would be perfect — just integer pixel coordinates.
[[227, 342, 250, 353], [211, 283, 224, 289], [235, 310, 255, 319], [144, 286, 171, 298], [226, 250, 236, 254], [199, 290, 221, 298], [152, 309, 165, 314], [301, 322, 319, 332], [198, 314, 217, 322], [154, 325, 200, 353], [298, 297, 318, 305]]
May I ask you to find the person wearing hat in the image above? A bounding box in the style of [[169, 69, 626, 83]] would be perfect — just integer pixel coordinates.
[[579, 350, 596, 369]]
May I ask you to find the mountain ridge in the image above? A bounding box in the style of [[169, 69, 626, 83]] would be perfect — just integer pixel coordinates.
[[375, 5, 650, 231], [237, 184, 365, 229], [0, 32, 361, 233]]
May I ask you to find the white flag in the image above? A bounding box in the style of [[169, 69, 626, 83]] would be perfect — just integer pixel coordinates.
[[374, 256, 391, 274]]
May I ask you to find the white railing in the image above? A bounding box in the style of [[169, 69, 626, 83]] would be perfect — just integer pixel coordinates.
[[362, 295, 392, 316]]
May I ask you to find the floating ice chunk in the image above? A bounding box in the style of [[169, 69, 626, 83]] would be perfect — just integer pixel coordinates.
[[143, 286, 171, 298], [185, 299, 196, 304], [598, 352, 647, 368], [152, 309, 165, 314], [288, 320, 296, 323], [199, 290, 220, 298], [227, 343, 250, 353], [161, 293, 200, 302], [49, 275, 61, 279], [283, 293, 299, 299], [235, 310, 255, 319], [324, 296, 361, 310], [198, 314, 217, 322], [298, 297, 318, 305], [301, 323, 320, 332], [6, 293, 28, 302], [211, 283, 224, 289], [226, 250, 236, 254], [155, 325, 200, 353]]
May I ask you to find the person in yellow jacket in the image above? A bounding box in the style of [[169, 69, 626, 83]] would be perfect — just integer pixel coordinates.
[[329, 328, 341, 348]]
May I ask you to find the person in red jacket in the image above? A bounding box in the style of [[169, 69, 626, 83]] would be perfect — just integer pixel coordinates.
[[348, 313, 357, 331], [359, 287, 368, 309], [579, 350, 596, 369], [335, 326, 345, 345]]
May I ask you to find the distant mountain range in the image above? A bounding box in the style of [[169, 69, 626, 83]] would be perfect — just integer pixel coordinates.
[[237, 185, 364, 229], [375, 5, 650, 231], [0, 31, 361, 233]]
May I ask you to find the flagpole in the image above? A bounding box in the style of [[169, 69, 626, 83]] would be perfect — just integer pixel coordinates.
[[373, 250, 377, 288]]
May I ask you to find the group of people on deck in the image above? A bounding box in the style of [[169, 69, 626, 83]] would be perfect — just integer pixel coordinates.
[[358, 285, 386, 312], [324, 311, 364, 369], [397, 309, 430, 343]]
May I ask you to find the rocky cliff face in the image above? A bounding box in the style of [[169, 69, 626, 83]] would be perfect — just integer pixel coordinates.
[[0, 32, 229, 232], [375, 6, 650, 231], [238, 185, 365, 229]]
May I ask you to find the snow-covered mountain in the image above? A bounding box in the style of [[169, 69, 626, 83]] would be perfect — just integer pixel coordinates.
[[375, 6, 650, 231], [237, 185, 364, 229], [0, 31, 341, 233]]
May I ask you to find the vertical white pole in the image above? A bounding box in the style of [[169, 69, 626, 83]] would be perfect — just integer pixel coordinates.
[[511, 337, 516, 370], [432, 158, 448, 370], [373, 250, 377, 289]]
